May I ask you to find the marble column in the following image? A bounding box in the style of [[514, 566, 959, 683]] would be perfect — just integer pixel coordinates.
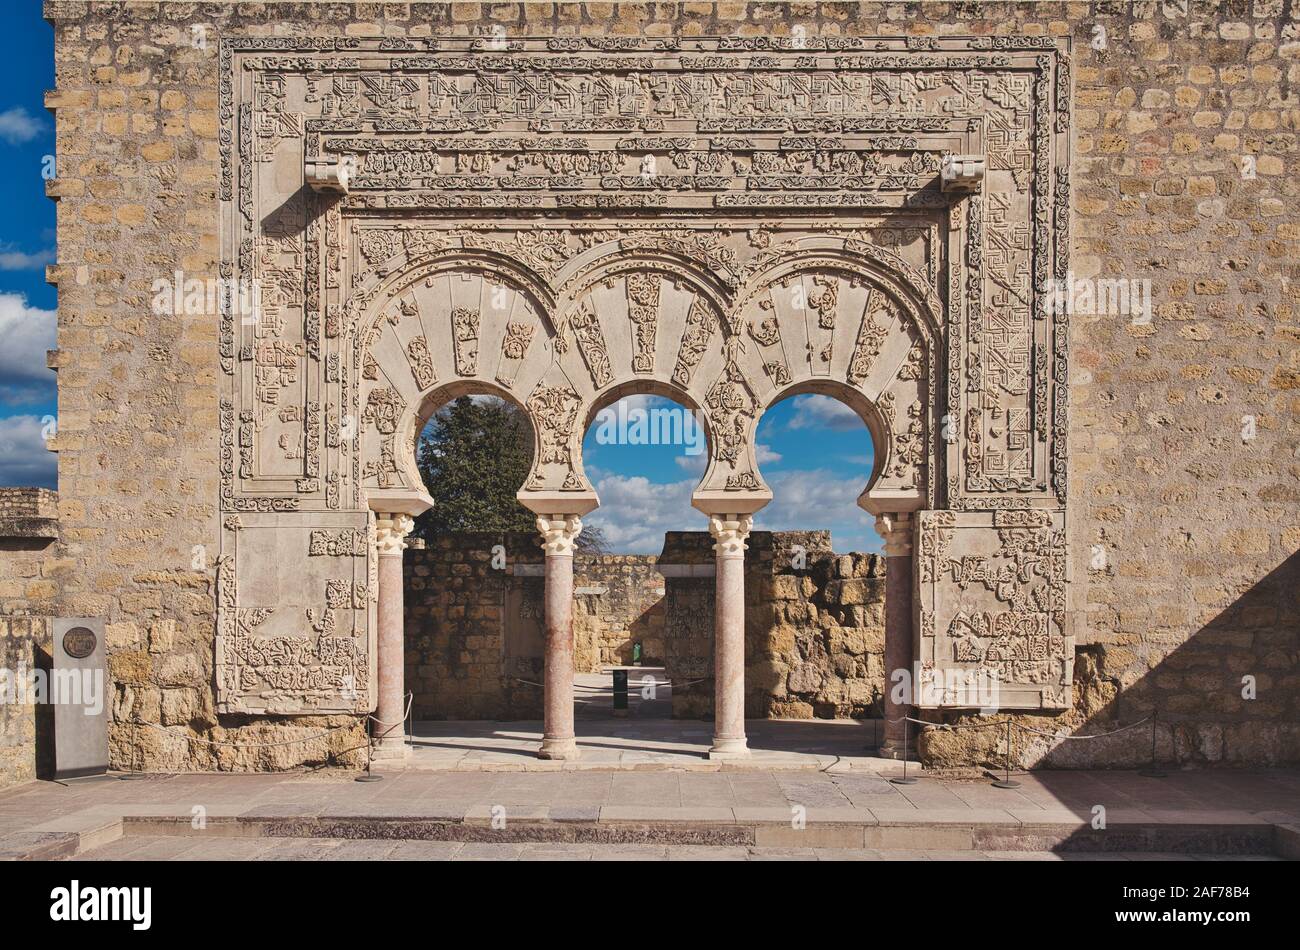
[[373, 512, 414, 759], [875, 512, 914, 759], [709, 513, 752, 759], [536, 514, 583, 760]]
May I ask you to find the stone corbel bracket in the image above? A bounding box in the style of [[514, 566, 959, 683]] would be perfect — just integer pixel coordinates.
[[940, 153, 986, 194], [305, 155, 353, 194]]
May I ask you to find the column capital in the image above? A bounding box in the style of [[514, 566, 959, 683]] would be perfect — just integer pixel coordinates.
[[875, 511, 914, 558], [709, 513, 753, 558], [375, 512, 415, 556], [536, 514, 583, 557]]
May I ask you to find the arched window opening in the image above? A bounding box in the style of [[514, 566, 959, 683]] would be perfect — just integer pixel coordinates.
[[412, 393, 536, 543], [579, 393, 709, 554], [754, 393, 882, 553]]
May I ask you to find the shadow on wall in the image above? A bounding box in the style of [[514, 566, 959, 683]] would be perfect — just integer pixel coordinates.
[[919, 550, 1300, 770]]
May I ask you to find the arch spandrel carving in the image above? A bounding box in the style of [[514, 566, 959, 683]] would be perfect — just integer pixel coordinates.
[[216, 34, 1074, 715]]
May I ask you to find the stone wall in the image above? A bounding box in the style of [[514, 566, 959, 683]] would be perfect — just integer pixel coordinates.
[[661, 531, 886, 721], [34, 2, 1300, 771], [0, 488, 60, 617], [573, 556, 668, 671], [404, 530, 885, 720], [0, 617, 47, 790], [0, 489, 58, 784], [404, 533, 544, 720], [0, 488, 59, 522]]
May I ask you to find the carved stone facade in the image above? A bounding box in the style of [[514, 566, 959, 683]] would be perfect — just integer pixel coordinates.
[[213, 30, 1073, 717], [36, 3, 1298, 772]]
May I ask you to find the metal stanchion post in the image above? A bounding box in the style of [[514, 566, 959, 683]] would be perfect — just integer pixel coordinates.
[[1138, 708, 1167, 778], [119, 715, 147, 780], [992, 718, 1020, 788], [889, 717, 918, 786], [356, 714, 382, 783]]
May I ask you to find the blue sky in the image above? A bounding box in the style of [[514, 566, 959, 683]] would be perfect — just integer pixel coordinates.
[[582, 394, 882, 554], [0, 3, 58, 489]]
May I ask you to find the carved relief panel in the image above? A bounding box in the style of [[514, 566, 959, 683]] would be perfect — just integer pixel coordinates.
[[914, 508, 1073, 710], [215, 512, 376, 715], [216, 34, 1073, 715]]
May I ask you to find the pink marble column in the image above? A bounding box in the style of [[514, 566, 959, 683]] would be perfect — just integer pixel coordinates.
[[709, 514, 752, 759], [876, 512, 914, 759], [373, 512, 414, 759], [536, 515, 582, 760]]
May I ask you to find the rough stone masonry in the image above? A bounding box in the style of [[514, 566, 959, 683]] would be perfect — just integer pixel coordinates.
[[4, 1, 1295, 778], [402, 530, 884, 722]]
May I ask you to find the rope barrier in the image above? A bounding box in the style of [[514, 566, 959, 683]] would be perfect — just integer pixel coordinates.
[[119, 688, 1163, 789], [120, 692, 415, 752], [129, 718, 358, 749], [509, 675, 711, 690], [887, 713, 1153, 741], [123, 707, 1156, 748], [367, 693, 415, 739], [1014, 716, 1151, 741]]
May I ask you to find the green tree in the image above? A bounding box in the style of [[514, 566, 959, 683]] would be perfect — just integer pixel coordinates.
[[414, 395, 608, 552], [415, 395, 535, 540]]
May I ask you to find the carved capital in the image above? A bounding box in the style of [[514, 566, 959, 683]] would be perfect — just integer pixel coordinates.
[[940, 153, 985, 193], [709, 513, 753, 558], [305, 155, 353, 194], [374, 512, 415, 556], [875, 512, 913, 558], [536, 514, 583, 557]]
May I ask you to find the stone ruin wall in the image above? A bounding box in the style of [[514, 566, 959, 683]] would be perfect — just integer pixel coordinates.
[[572, 556, 669, 672], [0, 617, 47, 790], [0, 490, 59, 789], [661, 531, 887, 721], [0, 488, 62, 617], [23, 2, 1300, 773], [404, 530, 886, 722], [404, 532, 544, 720]]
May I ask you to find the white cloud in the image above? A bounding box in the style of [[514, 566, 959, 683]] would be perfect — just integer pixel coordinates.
[[0, 246, 55, 271], [0, 414, 56, 487], [674, 452, 706, 475], [675, 443, 779, 476], [756, 468, 882, 554], [586, 468, 882, 554], [0, 106, 44, 145], [786, 394, 865, 431], [0, 293, 56, 404], [585, 473, 706, 554]]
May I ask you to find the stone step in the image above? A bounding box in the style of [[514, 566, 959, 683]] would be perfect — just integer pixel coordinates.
[[110, 813, 1281, 856]]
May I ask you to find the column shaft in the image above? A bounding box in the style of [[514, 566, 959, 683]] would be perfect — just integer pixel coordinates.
[[537, 515, 582, 760], [373, 512, 414, 758], [877, 513, 914, 759], [709, 514, 751, 759]]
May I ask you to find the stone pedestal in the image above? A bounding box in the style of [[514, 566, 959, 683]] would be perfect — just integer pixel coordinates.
[[876, 512, 914, 760], [536, 515, 582, 760], [708, 514, 752, 759], [373, 512, 414, 760]]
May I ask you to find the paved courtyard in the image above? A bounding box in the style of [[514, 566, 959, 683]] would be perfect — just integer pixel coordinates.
[[401, 717, 882, 770], [70, 837, 1280, 862], [2, 760, 1296, 861]]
